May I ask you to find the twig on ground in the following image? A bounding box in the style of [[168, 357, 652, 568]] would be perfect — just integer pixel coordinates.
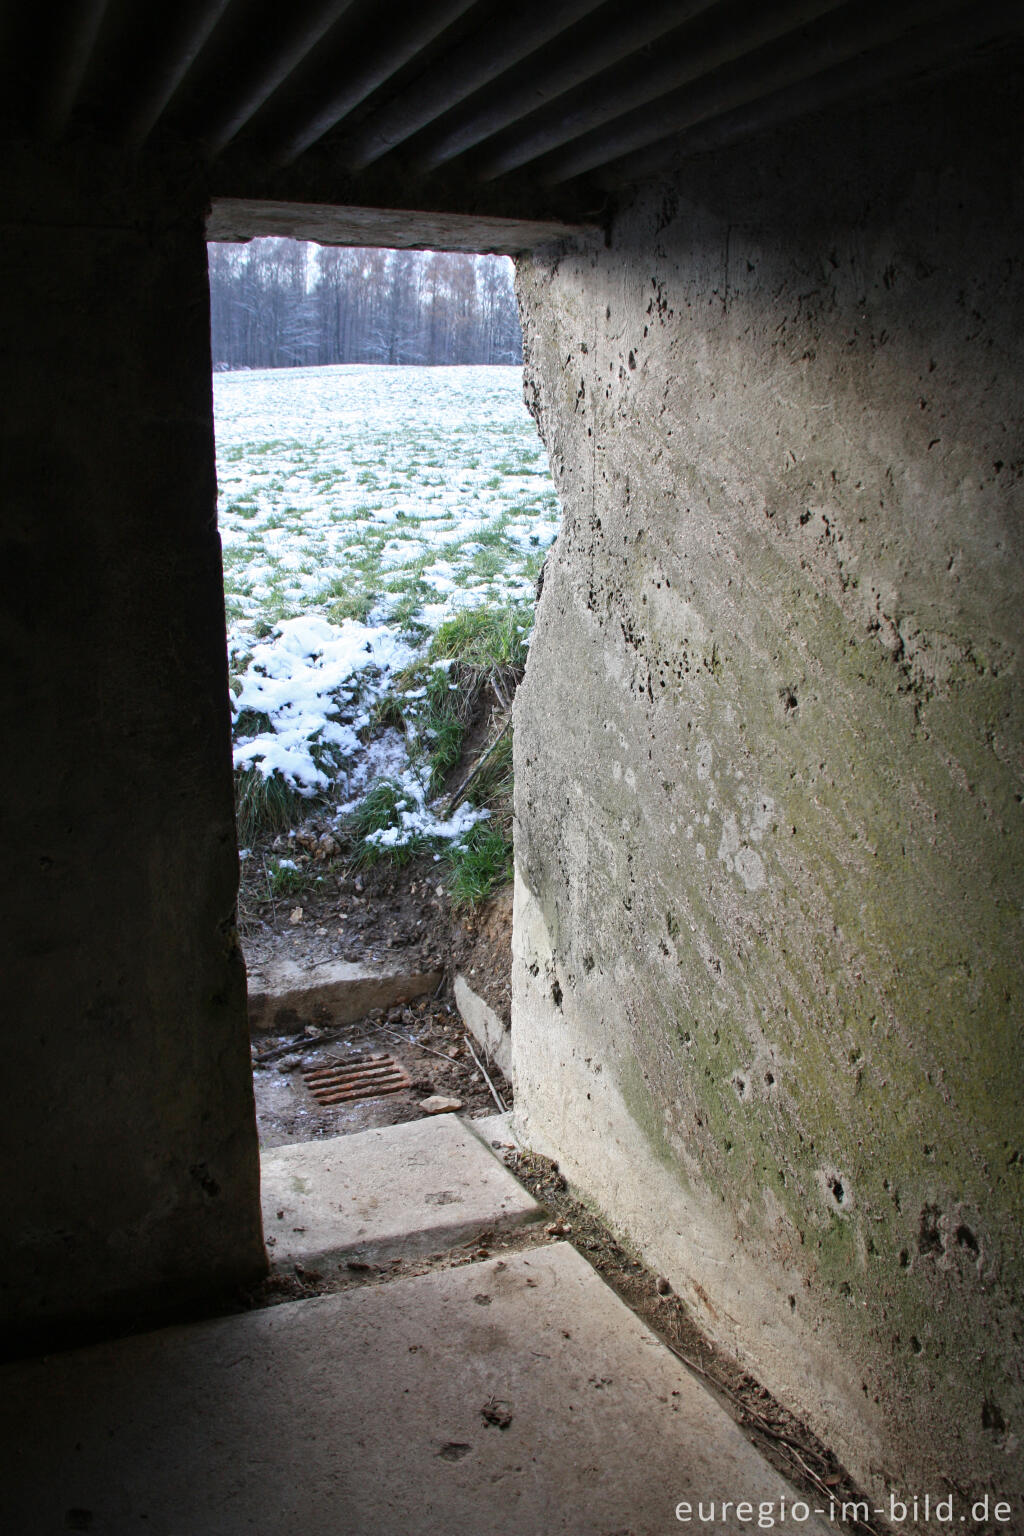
[[442, 713, 512, 815], [665, 1343, 875, 1531], [261, 854, 279, 923], [252, 1026, 353, 1065], [666, 1344, 828, 1466], [464, 1034, 507, 1113], [373, 1021, 462, 1067]]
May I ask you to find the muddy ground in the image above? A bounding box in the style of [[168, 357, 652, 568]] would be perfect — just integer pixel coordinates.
[[241, 834, 513, 1147], [250, 994, 510, 1147]]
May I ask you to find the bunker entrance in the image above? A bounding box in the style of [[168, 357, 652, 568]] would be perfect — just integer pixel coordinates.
[[206, 231, 559, 1150]]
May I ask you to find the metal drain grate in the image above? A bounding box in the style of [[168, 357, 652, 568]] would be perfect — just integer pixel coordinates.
[[302, 1053, 411, 1106]]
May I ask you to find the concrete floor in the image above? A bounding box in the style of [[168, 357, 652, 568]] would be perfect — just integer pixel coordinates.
[[2, 1121, 831, 1535]]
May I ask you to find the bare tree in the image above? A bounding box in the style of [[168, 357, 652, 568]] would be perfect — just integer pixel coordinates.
[[208, 239, 522, 370]]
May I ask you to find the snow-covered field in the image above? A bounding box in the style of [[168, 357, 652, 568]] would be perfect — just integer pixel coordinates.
[[215, 364, 559, 842]]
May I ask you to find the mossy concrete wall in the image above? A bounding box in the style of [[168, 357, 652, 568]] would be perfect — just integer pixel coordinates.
[[1, 145, 266, 1348], [512, 56, 1023, 1511]]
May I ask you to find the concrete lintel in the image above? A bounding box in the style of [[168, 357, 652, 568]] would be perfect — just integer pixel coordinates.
[[207, 197, 599, 254]]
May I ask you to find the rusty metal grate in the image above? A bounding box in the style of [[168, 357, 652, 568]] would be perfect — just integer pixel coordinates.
[[302, 1053, 411, 1106]]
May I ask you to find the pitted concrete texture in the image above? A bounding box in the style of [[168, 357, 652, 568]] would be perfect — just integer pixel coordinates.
[[511, 56, 1023, 1509], [0, 1242, 829, 1536], [261, 1114, 542, 1269], [247, 957, 443, 1032]]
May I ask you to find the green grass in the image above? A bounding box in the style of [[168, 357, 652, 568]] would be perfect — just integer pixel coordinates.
[[326, 588, 375, 625], [216, 368, 560, 901], [234, 766, 306, 848], [465, 726, 514, 810], [342, 779, 433, 868], [445, 824, 514, 909], [264, 856, 313, 898], [369, 694, 406, 731], [428, 602, 531, 670]]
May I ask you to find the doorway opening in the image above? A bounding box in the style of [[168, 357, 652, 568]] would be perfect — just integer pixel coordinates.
[[207, 233, 560, 1149]]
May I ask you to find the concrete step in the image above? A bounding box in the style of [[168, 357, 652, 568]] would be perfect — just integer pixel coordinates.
[[261, 1113, 543, 1272], [247, 956, 442, 1033], [0, 1241, 829, 1536]]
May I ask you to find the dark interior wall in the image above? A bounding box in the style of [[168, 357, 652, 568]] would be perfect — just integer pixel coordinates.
[[511, 52, 1023, 1505], [1, 145, 265, 1347]]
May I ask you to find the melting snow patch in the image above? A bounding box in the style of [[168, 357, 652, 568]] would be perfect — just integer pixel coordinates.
[[363, 767, 490, 850], [232, 615, 413, 791]]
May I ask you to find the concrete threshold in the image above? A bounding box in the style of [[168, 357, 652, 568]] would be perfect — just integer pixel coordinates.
[[247, 957, 442, 1033], [1, 1241, 830, 1535], [261, 1113, 542, 1271]]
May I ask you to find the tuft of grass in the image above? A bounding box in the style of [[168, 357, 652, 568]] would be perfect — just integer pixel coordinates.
[[346, 778, 406, 838], [369, 694, 406, 731], [234, 706, 273, 737], [234, 766, 305, 847], [466, 726, 514, 810], [428, 602, 531, 671], [343, 778, 432, 869], [418, 664, 476, 793], [445, 823, 513, 909], [326, 588, 374, 625], [264, 856, 312, 898]]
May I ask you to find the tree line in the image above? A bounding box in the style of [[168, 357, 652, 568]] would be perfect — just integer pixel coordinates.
[[207, 239, 523, 370]]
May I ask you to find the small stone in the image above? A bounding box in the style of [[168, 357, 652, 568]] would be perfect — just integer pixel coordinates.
[[481, 1397, 513, 1430], [278, 1055, 302, 1073], [315, 926, 327, 936], [289, 906, 303, 924], [420, 1094, 463, 1115], [546, 1220, 572, 1237], [656, 1276, 672, 1295]]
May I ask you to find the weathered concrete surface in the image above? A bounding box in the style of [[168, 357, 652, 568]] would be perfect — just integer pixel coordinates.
[[208, 197, 599, 254], [464, 1110, 519, 1151], [261, 1115, 541, 1270], [511, 56, 1024, 1514], [0, 1242, 830, 1535], [454, 972, 512, 1076], [0, 146, 265, 1349], [247, 957, 443, 1032]]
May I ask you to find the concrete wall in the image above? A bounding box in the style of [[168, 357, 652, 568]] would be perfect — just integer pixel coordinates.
[[512, 55, 1023, 1509], [1, 145, 265, 1348]]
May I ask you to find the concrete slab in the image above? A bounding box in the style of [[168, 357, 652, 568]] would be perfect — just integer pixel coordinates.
[[261, 1114, 543, 1270], [464, 1109, 519, 1151], [454, 972, 511, 1077], [0, 1242, 829, 1535], [247, 957, 442, 1032]]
